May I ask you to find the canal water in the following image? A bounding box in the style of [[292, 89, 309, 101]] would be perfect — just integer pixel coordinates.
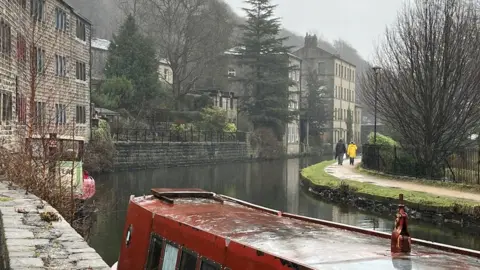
[[88, 157, 480, 265]]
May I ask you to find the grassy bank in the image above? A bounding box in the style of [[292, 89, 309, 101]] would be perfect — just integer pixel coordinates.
[[356, 166, 480, 193], [301, 160, 480, 209]]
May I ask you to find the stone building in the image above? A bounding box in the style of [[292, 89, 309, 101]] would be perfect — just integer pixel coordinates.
[[223, 47, 301, 155], [158, 58, 173, 85], [293, 34, 361, 151], [0, 0, 92, 146], [91, 37, 110, 89]]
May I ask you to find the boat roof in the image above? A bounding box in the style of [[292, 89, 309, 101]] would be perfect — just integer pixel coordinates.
[[134, 188, 480, 270]]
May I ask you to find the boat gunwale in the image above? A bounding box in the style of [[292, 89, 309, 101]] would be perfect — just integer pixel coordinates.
[[136, 189, 480, 261]]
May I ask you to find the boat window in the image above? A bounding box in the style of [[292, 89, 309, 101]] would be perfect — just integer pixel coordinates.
[[162, 243, 179, 270], [146, 235, 163, 270], [179, 249, 197, 270], [200, 259, 220, 270]]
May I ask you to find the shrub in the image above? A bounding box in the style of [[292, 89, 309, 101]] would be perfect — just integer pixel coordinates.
[[367, 132, 398, 146], [250, 127, 284, 159], [197, 107, 228, 132], [84, 119, 117, 173], [223, 123, 237, 132]]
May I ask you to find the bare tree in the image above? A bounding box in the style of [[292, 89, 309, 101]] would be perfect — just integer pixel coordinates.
[[361, 0, 480, 174], [0, 2, 95, 237], [139, 0, 233, 105]]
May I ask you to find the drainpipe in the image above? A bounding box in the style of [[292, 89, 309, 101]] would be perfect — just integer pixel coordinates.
[[89, 26, 93, 141]]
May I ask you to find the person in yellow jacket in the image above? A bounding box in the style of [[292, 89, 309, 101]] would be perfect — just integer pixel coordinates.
[[347, 141, 357, 166]]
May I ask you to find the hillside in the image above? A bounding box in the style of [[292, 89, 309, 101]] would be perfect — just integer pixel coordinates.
[[65, 0, 371, 116]]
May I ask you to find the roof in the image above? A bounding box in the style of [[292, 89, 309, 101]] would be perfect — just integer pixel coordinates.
[[225, 46, 302, 61], [95, 107, 119, 116], [136, 189, 480, 270], [92, 38, 111, 51], [293, 46, 356, 68], [60, 0, 92, 25]]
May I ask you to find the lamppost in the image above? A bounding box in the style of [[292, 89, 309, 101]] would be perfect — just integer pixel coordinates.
[[372, 66, 381, 144]]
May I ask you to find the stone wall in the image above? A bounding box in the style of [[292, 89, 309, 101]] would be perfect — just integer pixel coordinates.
[[0, 181, 109, 270], [114, 142, 251, 169]]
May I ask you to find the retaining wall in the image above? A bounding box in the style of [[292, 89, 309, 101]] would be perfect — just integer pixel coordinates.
[[0, 181, 109, 270], [113, 142, 252, 170]]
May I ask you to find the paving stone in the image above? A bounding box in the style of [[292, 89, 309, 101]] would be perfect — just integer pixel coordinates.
[[9, 257, 44, 267], [5, 230, 35, 239], [0, 181, 109, 269]]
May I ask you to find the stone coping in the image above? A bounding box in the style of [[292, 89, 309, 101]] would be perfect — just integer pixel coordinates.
[[0, 181, 110, 270]]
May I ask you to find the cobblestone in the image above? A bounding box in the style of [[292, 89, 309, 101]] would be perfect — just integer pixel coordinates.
[[0, 181, 110, 269]]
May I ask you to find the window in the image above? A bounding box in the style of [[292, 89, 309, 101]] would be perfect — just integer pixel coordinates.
[[227, 68, 236, 78], [163, 68, 169, 82], [0, 19, 12, 55], [31, 0, 44, 21], [76, 61, 86, 81], [162, 244, 179, 270], [34, 101, 46, 126], [56, 55, 67, 77], [32, 46, 45, 73], [334, 108, 337, 120], [179, 250, 197, 270], [19, 0, 27, 9], [55, 7, 68, 31], [55, 104, 66, 125], [146, 235, 163, 270], [0, 92, 13, 124], [318, 62, 325, 75], [75, 105, 86, 124], [16, 90, 26, 125], [16, 34, 26, 63], [200, 259, 220, 270], [76, 18, 86, 41]]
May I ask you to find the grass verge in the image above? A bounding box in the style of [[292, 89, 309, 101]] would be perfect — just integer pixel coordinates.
[[301, 160, 480, 208], [356, 166, 480, 193]]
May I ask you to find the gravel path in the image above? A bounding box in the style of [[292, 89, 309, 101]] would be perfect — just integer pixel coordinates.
[[325, 158, 480, 202]]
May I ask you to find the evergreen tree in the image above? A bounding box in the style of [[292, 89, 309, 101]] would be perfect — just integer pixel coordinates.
[[105, 15, 161, 116], [238, 0, 295, 140], [305, 69, 330, 136]]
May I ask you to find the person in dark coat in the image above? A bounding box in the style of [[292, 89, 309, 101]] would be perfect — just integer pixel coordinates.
[[335, 139, 347, 165]]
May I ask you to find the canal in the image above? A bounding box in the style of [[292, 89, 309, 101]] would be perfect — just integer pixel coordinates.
[[88, 157, 480, 265]]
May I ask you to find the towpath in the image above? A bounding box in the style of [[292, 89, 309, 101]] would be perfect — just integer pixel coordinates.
[[325, 158, 480, 202]]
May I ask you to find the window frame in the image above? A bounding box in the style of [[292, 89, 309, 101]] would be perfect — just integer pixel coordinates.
[[0, 91, 13, 124], [55, 103, 67, 125], [76, 18, 86, 41], [200, 257, 221, 270], [75, 105, 86, 124], [179, 246, 198, 270], [30, 0, 44, 22], [145, 233, 164, 270]]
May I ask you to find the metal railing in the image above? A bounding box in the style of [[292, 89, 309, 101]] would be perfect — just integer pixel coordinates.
[[112, 128, 247, 143], [362, 144, 480, 184]]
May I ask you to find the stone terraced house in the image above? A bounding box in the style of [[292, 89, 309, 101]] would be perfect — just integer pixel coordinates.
[[0, 0, 91, 148]]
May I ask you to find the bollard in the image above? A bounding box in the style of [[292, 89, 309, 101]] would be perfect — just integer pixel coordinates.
[[391, 193, 411, 253]]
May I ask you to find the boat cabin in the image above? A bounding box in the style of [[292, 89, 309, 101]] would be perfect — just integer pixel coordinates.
[[113, 189, 480, 270]]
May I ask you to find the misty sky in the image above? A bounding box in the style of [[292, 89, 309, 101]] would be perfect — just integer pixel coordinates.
[[226, 0, 406, 60]]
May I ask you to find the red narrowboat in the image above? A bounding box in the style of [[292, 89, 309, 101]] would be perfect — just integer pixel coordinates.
[[111, 189, 480, 270]]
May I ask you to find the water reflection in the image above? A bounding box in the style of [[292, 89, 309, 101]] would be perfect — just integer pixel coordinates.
[[89, 157, 480, 265]]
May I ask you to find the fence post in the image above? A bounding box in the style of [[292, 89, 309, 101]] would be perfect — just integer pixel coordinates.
[[144, 129, 147, 142], [126, 129, 129, 141], [135, 130, 138, 142]]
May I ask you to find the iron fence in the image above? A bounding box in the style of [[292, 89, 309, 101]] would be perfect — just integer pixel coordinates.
[[112, 128, 247, 143], [362, 144, 480, 184]]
